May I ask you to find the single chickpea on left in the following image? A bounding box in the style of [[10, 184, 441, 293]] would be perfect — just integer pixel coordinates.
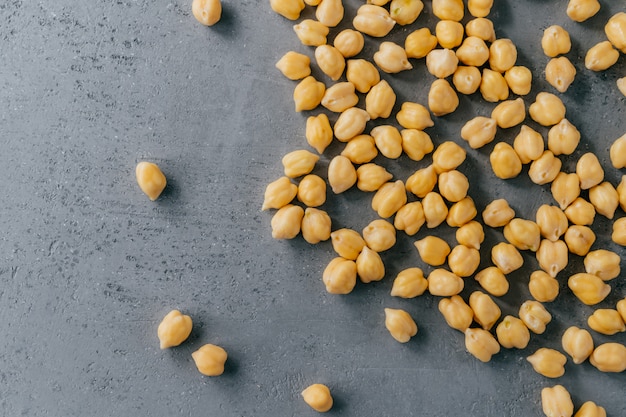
[[158, 310, 193, 349]]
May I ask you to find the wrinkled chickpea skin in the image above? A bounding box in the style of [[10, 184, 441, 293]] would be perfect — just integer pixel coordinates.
[[192, 0, 222, 26], [192, 344, 228, 376], [158, 310, 193, 349], [302, 383, 333, 412]]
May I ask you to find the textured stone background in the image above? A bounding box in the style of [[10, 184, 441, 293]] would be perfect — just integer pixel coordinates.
[[0, 0, 624, 415]]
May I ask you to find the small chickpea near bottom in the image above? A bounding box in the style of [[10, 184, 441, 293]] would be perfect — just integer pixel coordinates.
[[302, 383, 333, 412], [192, 344, 228, 376]]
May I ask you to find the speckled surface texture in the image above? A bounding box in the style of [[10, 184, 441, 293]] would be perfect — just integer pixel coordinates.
[[1, 0, 625, 415]]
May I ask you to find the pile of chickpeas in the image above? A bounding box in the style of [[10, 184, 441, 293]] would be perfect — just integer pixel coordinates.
[[261, 0, 626, 414]]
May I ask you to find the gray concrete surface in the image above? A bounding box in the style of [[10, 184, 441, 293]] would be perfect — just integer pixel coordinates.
[[0, 0, 624, 416]]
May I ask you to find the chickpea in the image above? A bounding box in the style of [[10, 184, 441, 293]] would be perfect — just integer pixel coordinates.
[[610, 133, 626, 168], [496, 316, 530, 349], [363, 219, 396, 252], [394, 201, 426, 236], [619, 176, 626, 212], [546, 57, 576, 93], [371, 125, 403, 159], [606, 12, 626, 53], [461, 116, 497, 149], [262, 176, 297, 210], [391, 267, 428, 298], [366, 80, 397, 119], [575, 401, 607, 417], [282, 150, 319, 178], [192, 0, 221, 25], [438, 295, 474, 332], [330, 228, 365, 260], [271, 204, 304, 239], [588, 309, 625, 335], [438, 170, 469, 203], [465, 327, 500, 362], [415, 236, 451, 266], [341, 135, 378, 165], [548, 118, 580, 156], [614, 217, 626, 246], [536, 205, 568, 242], [276, 51, 311, 80], [504, 66, 533, 96], [301, 383, 333, 412], [551, 172, 581, 210], [568, 273, 611, 305], [428, 269, 464, 296], [322, 82, 359, 113], [589, 343, 626, 373], [562, 326, 594, 364], [589, 182, 619, 219], [491, 98, 526, 129], [567, 0, 600, 22], [489, 39, 517, 73], [426, 48, 459, 79], [323, 257, 357, 294], [157, 310, 192, 349], [503, 218, 541, 251], [327, 155, 357, 194], [346, 59, 380, 93], [390, 0, 424, 25], [371, 180, 407, 218], [576, 152, 604, 190], [519, 300, 552, 334], [192, 344, 228, 376], [466, 18, 495, 42], [456, 221, 485, 250], [384, 308, 418, 343], [468, 0, 493, 18], [356, 163, 393, 192], [293, 19, 329, 46], [564, 225, 596, 256], [475, 266, 509, 297], [401, 129, 434, 161], [334, 107, 370, 142], [584, 250, 620, 281], [529, 270, 560, 303], [453, 66, 482, 95], [432, 0, 464, 21], [396, 102, 434, 130], [564, 197, 596, 226], [353, 4, 395, 37], [585, 41, 619, 71], [333, 29, 364, 58], [513, 125, 544, 164], [405, 28, 438, 59], [294, 76, 326, 112], [447, 197, 477, 227], [432, 141, 466, 173], [316, 0, 344, 27], [456, 36, 489, 67], [448, 245, 480, 277], [618, 298, 626, 323], [301, 208, 332, 244], [483, 199, 515, 228], [270, 0, 305, 20], [428, 79, 459, 116], [136, 161, 167, 201], [469, 291, 501, 331], [435, 20, 465, 49], [406, 165, 438, 198], [541, 25, 571, 57], [527, 348, 566, 378], [542, 385, 574, 417], [491, 242, 523, 274], [356, 246, 385, 283], [304, 0, 321, 5], [373, 41, 412, 74], [480, 69, 509, 102], [536, 239, 568, 278], [529, 92, 565, 126], [528, 150, 562, 186], [422, 192, 449, 228], [306, 113, 333, 154], [315, 45, 346, 81]]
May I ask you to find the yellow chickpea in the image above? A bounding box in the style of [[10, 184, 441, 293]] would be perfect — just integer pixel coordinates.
[[496, 316, 530, 349], [306, 113, 333, 154], [551, 172, 581, 210], [276, 51, 311, 80], [527, 348, 566, 378], [394, 202, 426, 236], [356, 246, 385, 283], [541, 25, 571, 57], [491, 98, 526, 129], [192, 0, 221, 26], [465, 327, 500, 362], [480, 68, 509, 102], [548, 118, 580, 156], [438, 170, 469, 203], [293, 76, 326, 112], [529, 270, 560, 303], [448, 245, 480, 277], [316, 0, 344, 27], [529, 92, 565, 126], [334, 107, 370, 142], [562, 326, 594, 364], [456, 221, 485, 250], [475, 266, 509, 297], [503, 218, 541, 251], [613, 217, 626, 246], [415, 236, 451, 266], [428, 269, 464, 296], [321, 82, 359, 113], [330, 228, 365, 260], [327, 155, 357, 194], [504, 66, 533, 96], [270, 0, 305, 20], [584, 249, 620, 281], [271, 204, 304, 239], [545, 57, 576, 93], [362, 219, 396, 252], [406, 165, 438, 198], [585, 41, 619, 71], [489, 38, 517, 73], [262, 176, 297, 210], [606, 12, 626, 53], [432, 141, 466, 173], [426, 48, 460, 78], [353, 4, 395, 37], [468, 0, 493, 18], [576, 152, 604, 190], [564, 225, 596, 256], [333, 29, 364, 58], [346, 59, 380, 93], [301, 383, 333, 412], [542, 385, 574, 417], [528, 150, 562, 186], [456, 36, 489, 67], [575, 401, 607, 417], [567, 0, 600, 22], [589, 343, 626, 373], [432, 0, 464, 21], [293, 19, 329, 46], [490, 142, 522, 179], [564, 197, 596, 226], [513, 125, 544, 164], [461, 116, 497, 149], [439, 295, 474, 332], [322, 257, 357, 294], [491, 242, 523, 274], [469, 290, 501, 330], [536, 204, 568, 242], [435, 20, 465, 49], [371, 180, 407, 218], [366, 80, 397, 119], [396, 102, 434, 130], [590, 182, 619, 220], [136, 161, 167, 201], [405, 28, 438, 59], [373, 41, 412, 74], [391, 267, 428, 298], [356, 163, 393, 192], [282, 149, 319, 178], [568, 273, 611, 305], [588, 309, 626, 335], [422, 192, 449, 228], [341, 135, 378, 165], [466, 17, 495, 42], [389, 0, 424, 25], [428, 79, 459, 116], [610, 133, 626, 168], [192, 344, 228, 376], [519, 300, 552, 334], [157, 310, 193, 349], [446, 197, 477, 227], [384, 308, 418, 343], [301, 208, 332, 244], [483, 199, 515, 228], [401, 129, 434, 161], [536, 239, 568, 278], [453, 66, 482, 95]]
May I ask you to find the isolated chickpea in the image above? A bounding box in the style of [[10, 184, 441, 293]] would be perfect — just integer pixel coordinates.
[[316, 0, 344, 27], [546, 57, 576, 93], [270, 0, 305, 20], [401, 129, 434, 161], [422, 192, 449, 228], [491, 141, 522, 179], [333, 29, 364, 58], [406, 165, 438, 198], [480, 69, 509, 102], [455, 36, 489, 67], [415, 236, 450, 266], [301, 384, 333, 412], [301, 208, 332, 244], [346, 59, 380, 93], [322, 257, 357, 294], [293, 19, 330, 46], [438, 295, 474, 332], [384, 308, 418, 343], [293, 76, 326, 112], [432, 0, 464, 21], [528, 150, 562, 186], [330, 228, 365, 260], [589, 182, 619, 219], [192, 0, 221, 26], [610, 133, 626, 168], [353, 4, 395, 37], [542, 385, 574, 417], [276, 51, 311, 80], [158, 310, 192, 349], [327, 155, 357, 194], [405, 28, 438, 59], [394, 201, 426, 236], [192, 344, 228, 376], [575, 401, 607, 417], [564, 225, 596, 256], [390, 0, 424, 25], [613, 217, 626, 246], [564, 197, 596, 226], [366, 80, 396, 119], [513, 125, 544, 164], [519, 300, 552, 334], [585, 41, 619, 71], [588, 309, 625, 335], [469, 291, 501, 330], [391, 267, 428, 298], [465, 17, 495, 42], [371, 125, 403, 159], [491, 242, 523, 274], [465, 328, 500, 362], [456, 221, 484, 250], [475, 266, 509, 296], [374, 42, 412, 74], [536, 205, 568, 242], [536, 239, 568, 278], [435, 20, 465, 49], [567, 0, 600, 22], [432, 141, 466, 173], [447, 197, 477, 227], [136, 161, 167, 201], [428, 269, 464, 296], [461, 117, 496, 149], [529, 92, 565, 126], [322, 82, 359, 113], [282, 150, 319, 178], [576, 153, 604, 190], [541, 25, 571, 57], [334, 107, 370, 142], [606, 12, 626, 53], [262, 176, 297, 210], [529, 270, 560, 303], [356, 246, 385, 283], [426, 48, 459, 79], [491, 98, 526, 129], [568, 273, 611, 305], [468, 0, 493, 18], [453, 66, 482, 95], [306, 113, 333, 154], [363, 219, 396, 252], [527, 348, 566, 378], [372, 180, 407, 218], [584, 250, 620, 281], [504, 66, 533, 96], [396, 102, 434, 130], [552, 172, 581, 210], [483, 199, 515, 228], [448, 245, 480, 277], [356, 163, 393, 192], [562, 326, 594, 364], [496, 316, 530, 349], [589, 343, 626, 373], [341, 135, 378, 164], [271, 204, 304, 239], [489, 39, 517, 73], [428, 79, 459, 116]]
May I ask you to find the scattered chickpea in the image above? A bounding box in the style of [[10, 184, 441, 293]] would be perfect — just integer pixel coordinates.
[[467, 0, 493, 18], [564, 197, 596, 226], [427, 268, 464, 296], [567, 0, 600, 22], [432, 0, 464, 21], [551, 172, 581, 210], [341, 134, 378, 164], [489, 38, 517, 73], [546, 57, 576, 93], [391, 267, 428, 298], [536, 239, 568, 278], [483, 199, 515, 228], [282, 149, 319, 178], [529, 92, 565, 127], [373, 42, 412, 74], [446, 197, 478, 227], [293, 19, 329, 46], [389, 0, 424, 25], [293, 76, 326, 112], [588, 309, 625, 335], [541, 25, 571, 57], [575, 401, 607, 417], [192, 344, 228, 376], [366, 80, 397, 119], [333, 29, 364, 58], [353, 4, 395, 37], [465, 327, 500, 362], [415, 236, 451, 266], [435, 20, 465, 49], [541, 385, 574, 417], [330, 228, 365, 260], [270, 0, 305, 20], [438, 170, 469, 203], [346, 59, 381, 93], [453, 65, 482, 95], [394, 201, 426, 236], [157, 310, 192, 349], [432, 141, 467, 173], [315, 45, 346, 81], [528, 150, 562, 186], [490, 142, 522, 179], [491, 98, 526, 129], [584, 249, 621, 281], [396, 102, 434, 130], [322, 257, 357, 294], [321, 82, 359, 113], [301, 383, 333, 412], [503, 218, 541, 252], [401, 129, 434, 161], [607, 13, 626, 53], [316, 0, 344, 27], [547, 118, 580, 156], [456, 221, 485, 250], [438, 295, 474, 332], [428, 79, 459, 116], [327, 155, 357, 194], [613, 217, 626, 246], [589, 343, 626, 373], [529, 270, 560, 303], [461, 116, 497, 149], [384, 308, 418, 343], [426, 48, 459, 79], [562, 326, 594, 364], [301, 208, 332, 244], [466, 17, 496, 42], [480, 68, 509, 102], [513, 125, 545, 164], [334, 107, 370, 142], [406, 165, 438, 198], [576, 152, 604, 190], [469, 291, 501, 330], [405, 28, 438, 59], [536, 205, 568, 242], [448, 245, 480, 277], [504, 66, 533, 96], [356, 163, 393, 192], [262, 176, 297, 210], [371, 125, 403, 159], [585, 41, 619, 72], [356, 246, 385, 283], [271, 204, 304, 239], [564, 225, 596, 256], [588, 182, 619, 219], [276, 51, 311, 80], [192, 0, 221, 26], [491, 242, 524, 274], [371, 180, 407, 218], [610, 133, 626, 168], [306, 113, 333, 154], [568, 273, 611, 306], [475, 266, 509, 297], [527, 348, 566, 378], [363, 219, 397, 252], [136, 161, 167, 201], [519, 300, 552, 334], [456, 37, 490, 67]]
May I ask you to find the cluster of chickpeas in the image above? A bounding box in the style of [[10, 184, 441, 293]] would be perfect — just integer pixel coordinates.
[[261, 0, 626, 414]]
